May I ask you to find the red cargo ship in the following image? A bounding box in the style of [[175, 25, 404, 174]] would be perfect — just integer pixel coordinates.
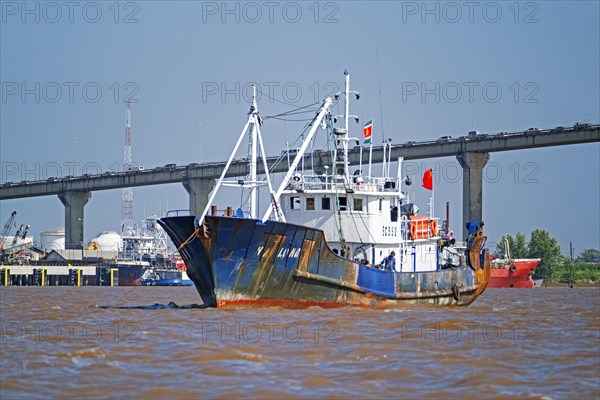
[[489, 258, 541, 288]]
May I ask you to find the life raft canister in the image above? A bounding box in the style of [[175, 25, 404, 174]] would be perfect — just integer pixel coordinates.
[[409, 216, 430, 240]]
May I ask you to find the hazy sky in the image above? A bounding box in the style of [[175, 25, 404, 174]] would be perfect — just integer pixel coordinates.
[[1, 1, 599, 254]]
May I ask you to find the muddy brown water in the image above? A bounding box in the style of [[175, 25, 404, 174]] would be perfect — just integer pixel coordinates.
[[1, 286, 598, 399]]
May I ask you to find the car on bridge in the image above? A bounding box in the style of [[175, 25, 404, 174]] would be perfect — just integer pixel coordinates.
[[164, 163, 177, 170], [574, 122, 590, 130], [437, 136, 453, 142]]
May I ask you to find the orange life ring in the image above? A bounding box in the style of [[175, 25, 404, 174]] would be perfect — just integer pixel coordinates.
[[410, 223, 417, 240], [430, 220, 438, 236]]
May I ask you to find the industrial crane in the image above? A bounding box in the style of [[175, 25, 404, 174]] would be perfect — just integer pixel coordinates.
[[12, 224, 25, 245], [0, 211, 17, 251], [21, 225, 30, 240]]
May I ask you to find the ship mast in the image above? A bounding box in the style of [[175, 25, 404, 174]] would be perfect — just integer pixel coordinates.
[[343, 71, 350, 178], [248, 86, 259, 218], [197, 86, 275, 225], [334, 70, 360, 180]]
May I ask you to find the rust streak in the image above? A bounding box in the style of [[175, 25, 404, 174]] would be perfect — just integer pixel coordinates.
[[297, 239, 316, 273], [251, 234, 286, 297]]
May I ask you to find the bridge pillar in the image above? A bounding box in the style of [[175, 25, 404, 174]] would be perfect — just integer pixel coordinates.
[[457, 152, 489, 240], [58, 191, 91, 250], [183, 178, 215, 216]]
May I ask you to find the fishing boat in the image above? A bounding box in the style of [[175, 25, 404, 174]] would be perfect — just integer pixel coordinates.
[[159, 70, 490, 308]]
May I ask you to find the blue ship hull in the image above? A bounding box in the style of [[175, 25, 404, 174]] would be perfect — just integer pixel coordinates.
[[158, 215, 490, 308]]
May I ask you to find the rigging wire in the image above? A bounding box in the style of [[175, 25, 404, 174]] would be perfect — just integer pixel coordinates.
[[256, 88, 319, 109], [263, 105, 320, 118], [267, 116, 314, 122], [263, 107, 320, 121], [349, 203, 377, 246]]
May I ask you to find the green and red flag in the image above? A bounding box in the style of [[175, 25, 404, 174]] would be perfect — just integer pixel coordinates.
[[363, 120, 373, 145]]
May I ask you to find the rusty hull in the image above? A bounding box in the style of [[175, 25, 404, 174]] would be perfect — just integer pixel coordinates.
[[158, 216, 490, 308]]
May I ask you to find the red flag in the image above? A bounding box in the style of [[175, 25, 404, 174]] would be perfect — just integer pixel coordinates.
[[422, 168, 433, 190]]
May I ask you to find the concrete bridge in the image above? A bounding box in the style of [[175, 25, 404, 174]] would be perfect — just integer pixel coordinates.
[[1, 124, 598, 248]]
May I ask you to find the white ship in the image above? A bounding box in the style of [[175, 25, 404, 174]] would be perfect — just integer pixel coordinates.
[[86, 215, 169, 264]]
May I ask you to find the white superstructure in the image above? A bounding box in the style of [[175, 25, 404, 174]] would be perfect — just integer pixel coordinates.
[[279, 71, 442, 272]]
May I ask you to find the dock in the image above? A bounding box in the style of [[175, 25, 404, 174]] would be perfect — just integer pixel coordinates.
[[0, 265, 118, 286]]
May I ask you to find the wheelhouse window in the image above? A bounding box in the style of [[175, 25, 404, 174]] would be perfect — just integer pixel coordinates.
[[306, 198, 315, 211], [290, 196, 300, 210], [391, 206, 398, 222], [353, 198, 363, 211], [322, 197, 331, 210], [339, 196, 347, 211]]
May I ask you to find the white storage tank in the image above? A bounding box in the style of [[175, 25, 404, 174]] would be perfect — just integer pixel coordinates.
[[40, 227, 65, 251], [89, 231, 123, 252]]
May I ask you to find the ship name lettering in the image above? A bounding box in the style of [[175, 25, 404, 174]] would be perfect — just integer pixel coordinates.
[[277, 247, 288, 258], [276, 247, 301, 259]]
